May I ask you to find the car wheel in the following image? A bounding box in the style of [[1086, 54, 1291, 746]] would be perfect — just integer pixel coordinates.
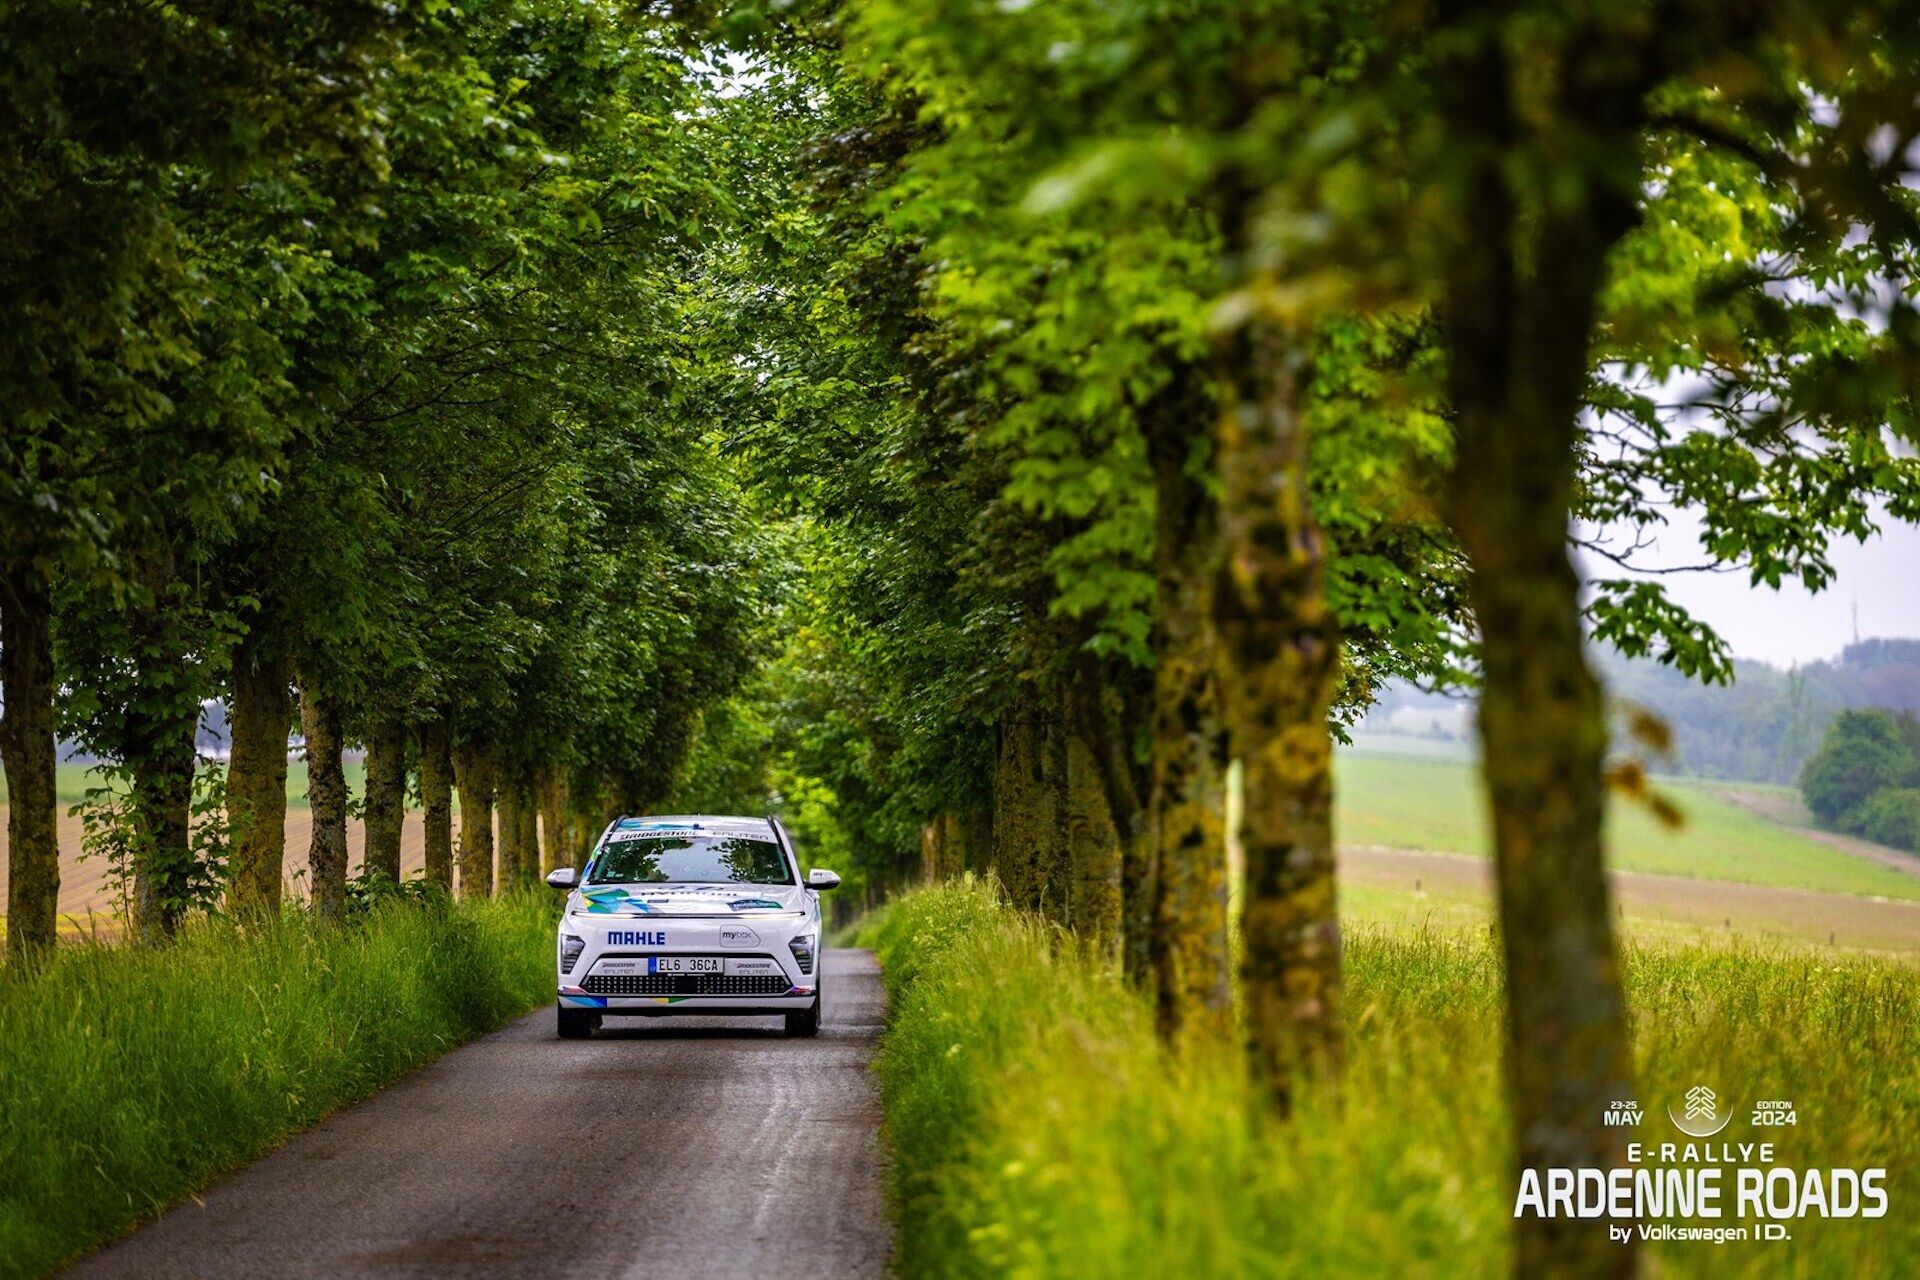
[[557, 1004, 599, 1039], [784, 997, 822, 1038]]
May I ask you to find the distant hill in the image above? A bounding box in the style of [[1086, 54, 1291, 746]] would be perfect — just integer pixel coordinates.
[[1362, 638, 1920, 786], [1602, 640, 1920, 784]]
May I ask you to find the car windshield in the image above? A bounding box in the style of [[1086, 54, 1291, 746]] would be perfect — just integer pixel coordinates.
[[587, 836, 793, 886]]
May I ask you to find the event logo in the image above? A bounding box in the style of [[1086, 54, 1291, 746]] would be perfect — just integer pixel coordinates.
[[1512, 1082, 1889, 1244], [1670, 1085, 1732, 1138]]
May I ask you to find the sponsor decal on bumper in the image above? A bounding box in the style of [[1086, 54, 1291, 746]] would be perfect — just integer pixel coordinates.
[[558, 985, 814, 1008]]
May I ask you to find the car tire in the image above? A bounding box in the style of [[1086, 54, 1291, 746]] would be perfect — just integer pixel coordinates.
[[784, 997, 822, 1038], [557, 1004, 599, 1039]]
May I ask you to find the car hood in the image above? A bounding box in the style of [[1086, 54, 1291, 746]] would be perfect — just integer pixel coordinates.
[[571, 882, 808, 917]]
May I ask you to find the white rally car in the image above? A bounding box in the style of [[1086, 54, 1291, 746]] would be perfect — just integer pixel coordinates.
[[546, 814, 840, 1039]]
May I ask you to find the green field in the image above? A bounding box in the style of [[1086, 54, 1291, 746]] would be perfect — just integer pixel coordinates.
[[1336, 749, 1920, 900]]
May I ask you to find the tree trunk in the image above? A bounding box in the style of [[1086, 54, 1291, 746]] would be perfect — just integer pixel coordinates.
[[540, 764, 570, 875], [1, 562, 61, 961], [1146, 383, 1233, 1043], [569, 766, 610, 872], [990, 704, 1068, 917], [125, 536, 198, 942], [1069, 656, 1151, 981], [1453, 381, 1633, 1280], [990, 716, 1034, 905], [419, 719, 453, 892], [959, 804, 993, 876], [516, 781, 539, 890], [453, 742, 495, 900], [1437, 25, 1638, 1277], [572, 805, 595, 871], [920, 821, 940, 881], [129, 725, 196, 940], [300, 678, 349, 924], [922, 812, 968, 881], [1065, 701, 1123, 962], [363, 716, 407, 886], [1214, 321, 1344, 1107], [496, 768, 525, 892], [227, 633, 293, 919]]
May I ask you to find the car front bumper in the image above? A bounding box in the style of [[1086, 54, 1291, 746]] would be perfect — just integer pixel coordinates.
[[557, 910, 819, 1015]]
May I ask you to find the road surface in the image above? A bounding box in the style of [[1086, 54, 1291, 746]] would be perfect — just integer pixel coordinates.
[[65, 949, 891, 1279]]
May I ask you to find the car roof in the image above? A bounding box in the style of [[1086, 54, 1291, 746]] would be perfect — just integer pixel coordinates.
[[608, 815, 778, 841]]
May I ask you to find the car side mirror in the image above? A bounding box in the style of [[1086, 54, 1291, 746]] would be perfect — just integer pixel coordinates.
[[545, 867, 578, 889], [807, 868, 842, 891]]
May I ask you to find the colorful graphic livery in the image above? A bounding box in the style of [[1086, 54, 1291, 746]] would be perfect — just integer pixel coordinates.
[[548, 815, 841, 1039]]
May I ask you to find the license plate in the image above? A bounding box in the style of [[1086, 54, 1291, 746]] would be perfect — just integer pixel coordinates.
[[648, 956, 722, 975]]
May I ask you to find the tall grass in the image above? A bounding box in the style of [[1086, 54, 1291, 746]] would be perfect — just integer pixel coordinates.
[[860, 880, 1919, 1278], [0, 896, 553, 1279]]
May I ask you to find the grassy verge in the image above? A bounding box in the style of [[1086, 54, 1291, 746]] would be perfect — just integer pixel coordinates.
[[0, 895, 553, 1279], [859, 879, 1918, 1278]]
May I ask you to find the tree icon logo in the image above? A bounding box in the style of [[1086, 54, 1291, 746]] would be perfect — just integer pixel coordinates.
[[1669, 1083, 1732, 1137]]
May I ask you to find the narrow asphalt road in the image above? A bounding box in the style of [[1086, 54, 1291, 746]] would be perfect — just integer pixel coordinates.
[[65, 949, 891, 1280]]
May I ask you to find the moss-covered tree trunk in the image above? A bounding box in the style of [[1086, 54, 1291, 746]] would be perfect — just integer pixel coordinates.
[[363, 716, 407, 886], [299, 679, 349, 924], [991, 714, 1040, 907], [1453, 382, 1633, 1280], [959, 805, 993, 875], [1065, 706, 1123, 961], [453, 742, 495, 900], [540, 764, 570, 875], [1069, 657, 1151, 980], [923, 809, 986, 880], [1146, 387, 1233, 1042], [125, 538, 198, 941], [1438, 27, 1638, 1277], [1, 562, 61, 961], [496, 768, 525, 892], [418, 719, 454, 892], [1214, 322, 1344, 1107], [991, 703, 1069, 918], [1042, 693, 1072, 919], [129, 723, 196, 940], [226, 634, 293, 919]]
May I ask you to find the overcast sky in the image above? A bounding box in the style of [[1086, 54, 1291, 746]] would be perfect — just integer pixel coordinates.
[[1580, 505, 1920, 668]]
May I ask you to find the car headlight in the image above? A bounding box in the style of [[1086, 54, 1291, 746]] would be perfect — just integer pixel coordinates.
[[788, 933, 816, 975], [560, 933, 585, 971]]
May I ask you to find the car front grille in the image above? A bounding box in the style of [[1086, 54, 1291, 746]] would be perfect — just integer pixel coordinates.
[[581, 972, 794, 997]]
